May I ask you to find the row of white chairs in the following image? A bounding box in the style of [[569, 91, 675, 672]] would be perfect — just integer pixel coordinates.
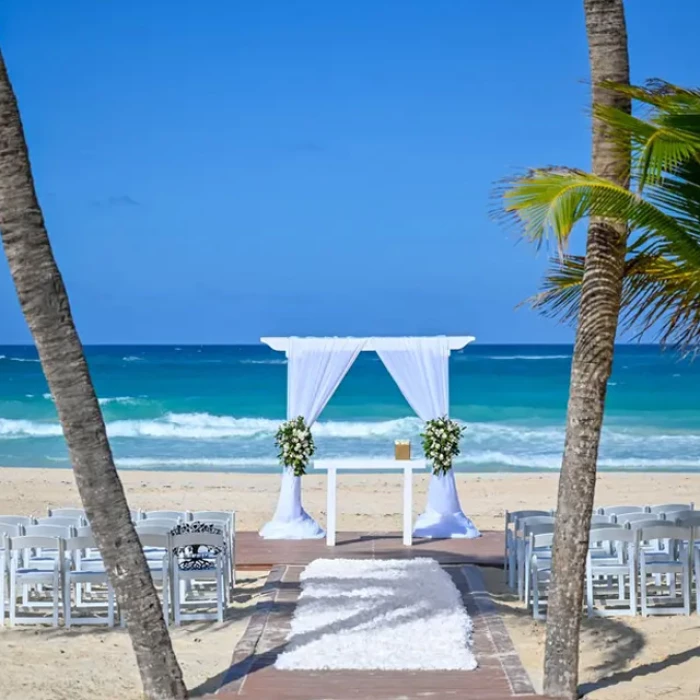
[[1, 507, 236, 588], [529, 522, 698, 619], [0, 508, 236, 627], [504, 503, 694, 591], [504, 503, 698, 618]]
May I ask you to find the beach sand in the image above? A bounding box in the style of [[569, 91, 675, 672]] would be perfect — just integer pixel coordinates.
[[0, 570, 268, 700], [3, 467, 700, 533], [482, 567, 700, 700], [2, 467, 700, 699]]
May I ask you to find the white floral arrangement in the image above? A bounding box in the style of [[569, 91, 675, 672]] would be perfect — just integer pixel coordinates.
[[421, 416, 465, 475], [275, 416, 315, 477]]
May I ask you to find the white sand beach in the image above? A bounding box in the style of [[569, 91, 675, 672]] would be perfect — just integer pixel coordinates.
[[3, 467, 700, 533], [2, 467, 700, 699]]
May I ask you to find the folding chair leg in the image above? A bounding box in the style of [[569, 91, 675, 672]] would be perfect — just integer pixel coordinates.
[[217, 573, 224, 624], [629, 562, 637, 616], [9, 572, 16, 626], [585, 553, 594, 617], [531, 570, 539, 619], [524, 557, 531, 608], [108, 586, 115, 628], [508, 546, 516, 590], [172, 571, 180, 627], [163, 577, 171, 626], [0, 565, 5, 628], [641, 562, 648, 617], [64, 576, 72, 629], [683, 564, 691, 616], [52, 571, 60, 628]]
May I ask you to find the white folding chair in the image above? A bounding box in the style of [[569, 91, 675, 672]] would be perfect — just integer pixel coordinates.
[[63, 535, 115, 627], [170, 530, 226, 625], [134, 531, 170, 623], [586, 527, 638, 617], [523, 523, 554, 609], [515, 515, 555, 599], [638, 524, 691, 616], [528, 530, 555, 620], [190, 511, 236, 590], [7, 535, 64, 626], [674, 513, 700, 613], [0, 524, 23, 627], [503, 509, 551, 587]]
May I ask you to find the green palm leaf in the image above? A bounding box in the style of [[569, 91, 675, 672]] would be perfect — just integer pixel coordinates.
[[499, 81, 700, 350]]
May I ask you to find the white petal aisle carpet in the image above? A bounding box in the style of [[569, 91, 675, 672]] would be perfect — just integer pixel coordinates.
[[275, 558, 478, 671]]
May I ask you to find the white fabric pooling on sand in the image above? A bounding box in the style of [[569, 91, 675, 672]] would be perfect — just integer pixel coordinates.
[[275, 558, 478, 671]]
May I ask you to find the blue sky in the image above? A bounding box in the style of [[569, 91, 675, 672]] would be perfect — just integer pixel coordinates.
[[1, 1, 698, 344]]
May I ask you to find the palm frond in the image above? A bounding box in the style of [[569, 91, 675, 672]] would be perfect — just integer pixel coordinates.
[[497, 81, 700, 350], [502, 169, 700, 265], [531, 243, 700, 350]]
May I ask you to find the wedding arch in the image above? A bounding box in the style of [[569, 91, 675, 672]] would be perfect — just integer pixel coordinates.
[[258, 336, 481, 541]]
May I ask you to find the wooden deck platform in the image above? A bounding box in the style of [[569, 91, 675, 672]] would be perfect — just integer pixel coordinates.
[[236, 530, 504, 568], [209, 563, 548, 700]]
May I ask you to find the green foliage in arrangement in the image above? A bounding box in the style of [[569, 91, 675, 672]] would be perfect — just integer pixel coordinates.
[[275, 416, 315, 477], [499, 81, 700, 350], [421, 416, 465, 476]]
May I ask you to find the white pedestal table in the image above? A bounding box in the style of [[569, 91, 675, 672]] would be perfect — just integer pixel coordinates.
[[313, 458, 426, 547]]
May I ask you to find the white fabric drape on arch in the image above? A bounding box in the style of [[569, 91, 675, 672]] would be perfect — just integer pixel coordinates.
[[375, 336, 480, 539], [259, 337, 367, 539]]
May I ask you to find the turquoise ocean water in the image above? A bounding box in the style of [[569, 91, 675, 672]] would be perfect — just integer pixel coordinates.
[[0, 344, 698, 473]]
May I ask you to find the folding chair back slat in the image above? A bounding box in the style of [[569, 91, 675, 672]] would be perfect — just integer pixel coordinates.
[[647, 503, 694, 514], [0, 515, 34, 527], [617, 513, 666, 525], [598, 505, 645, 517], [47, 508, 85, 519], [675, 512, 700, 527], [36, 516, 83, 528], [142, 511, 186, 522], [9, 535, 64, 551], [24, 524, 74, 538]]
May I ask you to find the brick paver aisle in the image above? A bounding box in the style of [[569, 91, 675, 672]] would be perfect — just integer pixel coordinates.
[[210, 563, 551, 700]]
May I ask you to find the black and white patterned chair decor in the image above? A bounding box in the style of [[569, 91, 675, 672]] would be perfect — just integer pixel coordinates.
[[170, 521, 224, 571]]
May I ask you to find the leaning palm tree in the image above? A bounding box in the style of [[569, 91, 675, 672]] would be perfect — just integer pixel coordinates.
[[0, 49, 188, 700], [518, 83, 700, 350], [500, 1, 631, 696]]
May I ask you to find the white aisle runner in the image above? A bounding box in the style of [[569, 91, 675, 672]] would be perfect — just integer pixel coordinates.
[[275, 558, 478, 671]]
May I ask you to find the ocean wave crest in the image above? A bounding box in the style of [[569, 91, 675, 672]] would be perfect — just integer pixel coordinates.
[[239, 359, 287, 365], [98, 396, 141, 406], [122, 356, 143, 362], [486, 355, 571, 361], [1, 356, 40, 363], [0, 413, 423, 441]]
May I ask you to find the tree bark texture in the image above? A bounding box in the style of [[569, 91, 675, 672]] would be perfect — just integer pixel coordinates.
[[0, 48, 188, 700], [542, 1, 630, 698]]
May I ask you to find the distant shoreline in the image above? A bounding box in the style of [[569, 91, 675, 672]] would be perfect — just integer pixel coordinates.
[[3, 463, 700, 475]]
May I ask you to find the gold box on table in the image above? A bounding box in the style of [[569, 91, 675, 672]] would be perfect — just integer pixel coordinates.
[[394, 440, 411, 460]]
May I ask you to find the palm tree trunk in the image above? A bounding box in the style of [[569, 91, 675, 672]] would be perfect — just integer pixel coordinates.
[[0, 49, 188, 700], [542, 2, 630, 697]]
